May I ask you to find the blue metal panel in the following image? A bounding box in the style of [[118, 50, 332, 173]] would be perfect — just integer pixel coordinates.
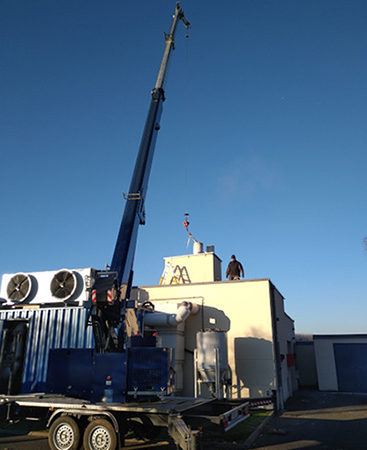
[[46, 349, 127, 403], [92, 353, 127, 403], [0, 307, 94, 393], [334, 343, 367, 392], [46, 348, 94, 398], [127, 347, 174, 396], [0, 321, 4, 347]]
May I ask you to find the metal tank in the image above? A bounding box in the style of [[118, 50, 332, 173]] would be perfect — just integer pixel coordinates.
[[195, 330, 229, 398]]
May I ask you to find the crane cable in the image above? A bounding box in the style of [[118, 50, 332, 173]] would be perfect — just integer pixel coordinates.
[[182, 27, 198, 248], [184, 26, 190, 216]]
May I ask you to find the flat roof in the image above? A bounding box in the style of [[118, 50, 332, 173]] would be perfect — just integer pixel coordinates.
[[135, 277, 271, 289], [313, 334, 367, 340]]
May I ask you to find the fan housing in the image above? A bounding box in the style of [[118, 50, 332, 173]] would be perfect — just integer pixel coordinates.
[[50, 269, 77, 301], [6, 273, 32, 303]]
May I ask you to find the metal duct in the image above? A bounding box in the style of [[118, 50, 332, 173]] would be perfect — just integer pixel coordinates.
[[144, 301, 199, 327]]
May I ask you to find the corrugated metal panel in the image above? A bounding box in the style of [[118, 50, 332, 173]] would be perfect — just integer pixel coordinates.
[[0, 307, 94, 392], [0, 320, 4, 345]]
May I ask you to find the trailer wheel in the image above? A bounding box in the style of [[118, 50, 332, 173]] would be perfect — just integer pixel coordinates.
[[48, 416, 80, 450], [83, 418, 117, 450]]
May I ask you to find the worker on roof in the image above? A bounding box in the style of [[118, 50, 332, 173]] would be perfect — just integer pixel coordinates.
[[226, 254, 244, 281]]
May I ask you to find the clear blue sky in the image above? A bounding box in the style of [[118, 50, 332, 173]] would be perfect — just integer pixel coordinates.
[[1, 1, 366, 335]]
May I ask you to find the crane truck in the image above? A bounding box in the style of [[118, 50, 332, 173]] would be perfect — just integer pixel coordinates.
[[0, 4, 256, 450]]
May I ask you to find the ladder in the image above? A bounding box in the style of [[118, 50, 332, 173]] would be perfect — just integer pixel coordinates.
[[159, 262, 179, 285], [174, 265, 191, 284]]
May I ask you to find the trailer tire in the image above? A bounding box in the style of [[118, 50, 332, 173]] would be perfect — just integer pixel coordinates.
[[48, 416, 80, 450], [83, 418, 117, 450]]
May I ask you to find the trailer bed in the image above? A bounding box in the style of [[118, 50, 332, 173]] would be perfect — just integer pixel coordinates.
[[0, 393, 251, 450]]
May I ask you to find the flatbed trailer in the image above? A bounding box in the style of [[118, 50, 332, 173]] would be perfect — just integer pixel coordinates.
[[0, 393, 252, 450]]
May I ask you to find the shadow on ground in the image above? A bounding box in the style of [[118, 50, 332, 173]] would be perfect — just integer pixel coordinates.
[[249, 389, 367, 450]]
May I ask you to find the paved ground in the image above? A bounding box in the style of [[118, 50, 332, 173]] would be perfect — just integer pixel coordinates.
[[248, 390, 367, 450], [0, 431, 175, 450]]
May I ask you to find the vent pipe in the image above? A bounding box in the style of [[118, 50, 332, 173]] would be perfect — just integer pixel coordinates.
[[144, 301, 199, 327], [193, 242, 204, 255]]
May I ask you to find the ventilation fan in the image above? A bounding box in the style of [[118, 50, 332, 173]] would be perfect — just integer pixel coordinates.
[[7, 273, 32, 302], [50, 269, 77, 301]]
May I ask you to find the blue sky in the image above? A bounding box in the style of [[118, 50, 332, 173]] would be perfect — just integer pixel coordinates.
[[1, 1, 366, 334]]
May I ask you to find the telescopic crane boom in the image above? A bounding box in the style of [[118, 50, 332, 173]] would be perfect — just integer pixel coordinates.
[[111, 3, 189, 285], [90, 3, 189, 352]]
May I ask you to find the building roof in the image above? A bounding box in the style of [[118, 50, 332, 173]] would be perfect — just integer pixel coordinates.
[[313, 334, 367, 339]]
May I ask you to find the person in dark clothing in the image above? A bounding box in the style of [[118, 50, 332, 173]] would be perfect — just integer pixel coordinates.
[[226, 254, 244, 280]]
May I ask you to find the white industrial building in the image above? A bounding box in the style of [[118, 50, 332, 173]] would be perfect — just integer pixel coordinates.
[[0, 247, 297, 406], [132, 246, 297, 407]]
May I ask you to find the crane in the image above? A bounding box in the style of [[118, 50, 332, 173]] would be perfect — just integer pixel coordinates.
[[88, 3, 190, 353], [0, 9, 273, 447]]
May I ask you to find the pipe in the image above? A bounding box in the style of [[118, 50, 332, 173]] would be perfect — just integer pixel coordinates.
[[144, 301, 199, 327]]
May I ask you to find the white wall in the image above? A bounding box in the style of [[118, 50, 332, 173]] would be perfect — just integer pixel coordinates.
[[132, 276, 295, 400], [273, 287, 296, 400], [163, 252, 222, 283]]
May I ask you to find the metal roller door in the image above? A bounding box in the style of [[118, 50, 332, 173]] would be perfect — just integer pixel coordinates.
[[334, 343, 367, 393]]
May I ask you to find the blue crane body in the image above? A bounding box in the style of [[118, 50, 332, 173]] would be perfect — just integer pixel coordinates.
[[111, 3, 189, 289], [110, 88, 164, 286], [44, 3, 190, 403]]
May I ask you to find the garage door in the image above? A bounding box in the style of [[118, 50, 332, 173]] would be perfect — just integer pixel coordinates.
[[334, 343, 367, 393]]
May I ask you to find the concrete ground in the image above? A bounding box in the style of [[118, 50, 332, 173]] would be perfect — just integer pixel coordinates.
[[248, 389, 367, 450], [0, 430, 175, 450]]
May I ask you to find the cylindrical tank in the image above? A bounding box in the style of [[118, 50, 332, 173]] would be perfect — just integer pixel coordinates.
[[196, 330, 228, 382], [193, 242, 204, 254]]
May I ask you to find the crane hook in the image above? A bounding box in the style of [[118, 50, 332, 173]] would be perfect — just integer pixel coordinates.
[[183, 213, 198, 245], [183, 212, 190, 228]]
